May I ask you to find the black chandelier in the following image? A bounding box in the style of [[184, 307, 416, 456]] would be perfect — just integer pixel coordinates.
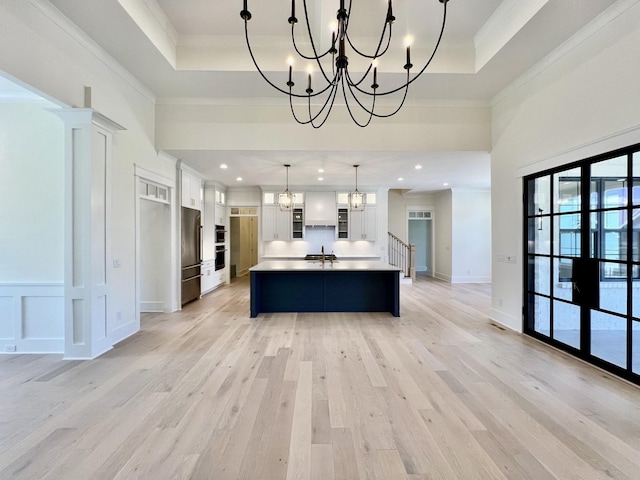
[[240, 0, 451, 128]]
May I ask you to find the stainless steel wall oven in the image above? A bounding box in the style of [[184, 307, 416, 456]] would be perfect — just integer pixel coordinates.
[[215, 245, 226, 271], [215, 225, 226, 244]]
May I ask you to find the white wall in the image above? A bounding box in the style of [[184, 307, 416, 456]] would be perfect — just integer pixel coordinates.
[[490, 1, 640, 331], [0, 103, 64, 282], [0, 2, 171, 352], [156, 103, 491, 154], [0, 103, 66, 353], [388, 190, 437, 243], [434, 190, 453, 281], [432, 189, 492, 283], [451, 189, 492, 283]]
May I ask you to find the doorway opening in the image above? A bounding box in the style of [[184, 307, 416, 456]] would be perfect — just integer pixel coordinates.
[[408, 210, 433, 277], [136, 173, 175, 319], [229, 207, 259, 279]]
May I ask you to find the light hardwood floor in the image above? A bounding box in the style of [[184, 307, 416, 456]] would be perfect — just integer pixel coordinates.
[[1, 276, 640, 479]]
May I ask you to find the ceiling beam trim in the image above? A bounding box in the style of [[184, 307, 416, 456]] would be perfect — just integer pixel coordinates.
[[117, 0, 178, 68], [474, 0, 549, 72]]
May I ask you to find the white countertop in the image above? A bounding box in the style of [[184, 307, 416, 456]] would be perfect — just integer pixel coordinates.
[[250, 260, 402, 272], [260, 255, 382, 261]]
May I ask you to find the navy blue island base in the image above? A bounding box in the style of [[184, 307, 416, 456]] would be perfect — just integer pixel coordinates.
[[249, 261, 401, 318]]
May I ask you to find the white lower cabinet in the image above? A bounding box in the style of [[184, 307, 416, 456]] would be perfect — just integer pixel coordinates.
[[201, 260, 225, 294]]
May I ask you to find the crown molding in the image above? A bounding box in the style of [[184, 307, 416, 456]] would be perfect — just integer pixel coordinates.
[[516, 122, 640, 178], [155, 96, 491, 109]]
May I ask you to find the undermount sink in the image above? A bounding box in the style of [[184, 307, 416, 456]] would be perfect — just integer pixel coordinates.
[[304, 253, 337, 261]]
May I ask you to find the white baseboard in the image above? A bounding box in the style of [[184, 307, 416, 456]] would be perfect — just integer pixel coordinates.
[[433, 272, 451, 282], [140, 301, 164, 312], [111, 320, 139, 346], [489, 308, 521, 332], [451, 276, 492, 284]]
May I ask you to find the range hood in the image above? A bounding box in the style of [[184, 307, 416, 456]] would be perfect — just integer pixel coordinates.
[[304, 191, 337, 226]]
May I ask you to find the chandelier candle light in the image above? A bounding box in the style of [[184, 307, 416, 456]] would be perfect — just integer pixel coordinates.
[[240, 0, 451, 128]]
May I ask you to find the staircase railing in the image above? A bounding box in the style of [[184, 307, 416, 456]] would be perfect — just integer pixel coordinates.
[[388, 232, 415, 281]]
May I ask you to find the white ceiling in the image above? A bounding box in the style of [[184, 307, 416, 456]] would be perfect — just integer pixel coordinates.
[[4, 0, 619, 192]]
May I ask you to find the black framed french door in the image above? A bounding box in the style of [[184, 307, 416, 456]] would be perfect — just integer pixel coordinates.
[[524, 144, 640, 385]]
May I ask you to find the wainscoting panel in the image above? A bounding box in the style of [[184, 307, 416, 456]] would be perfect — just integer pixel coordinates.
[[0, 284, 64, 353]]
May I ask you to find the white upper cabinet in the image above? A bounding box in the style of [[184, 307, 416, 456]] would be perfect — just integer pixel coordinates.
[[181, 170, 202, 210], [350, 205, 377, 241], [262, 205, 292, 241]]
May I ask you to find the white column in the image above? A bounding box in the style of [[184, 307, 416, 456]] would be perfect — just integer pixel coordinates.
[[54, 108, 125, 359]]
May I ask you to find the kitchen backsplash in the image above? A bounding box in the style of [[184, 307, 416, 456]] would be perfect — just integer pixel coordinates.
[[262, 226, 378, 257]]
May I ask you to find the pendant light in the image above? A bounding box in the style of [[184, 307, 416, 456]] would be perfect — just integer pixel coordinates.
[[348, 164, 366, 211], [279, 164, 294, 211]]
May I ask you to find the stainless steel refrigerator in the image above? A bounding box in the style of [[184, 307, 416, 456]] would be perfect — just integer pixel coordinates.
[[181, 207, 202, 306]]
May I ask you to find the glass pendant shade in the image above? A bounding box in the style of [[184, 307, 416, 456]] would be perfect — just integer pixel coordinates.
[[349, 164, 366, 211], [279, 190, 294, 211], [279, 164, 294, 211], [348, 191, 366, 211]]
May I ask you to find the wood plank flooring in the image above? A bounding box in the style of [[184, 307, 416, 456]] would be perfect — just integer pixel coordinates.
[[2, 275, 640, 479]]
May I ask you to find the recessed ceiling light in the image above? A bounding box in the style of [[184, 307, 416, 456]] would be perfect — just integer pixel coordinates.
[[443, 182, 449, 186], [318, 168, 325, 173], [398, 177, 404, 181], [318, 177, 324, 181], [236, 176, 243, 182], [415, 165, 422, 170], [220, 163, 228, 169]]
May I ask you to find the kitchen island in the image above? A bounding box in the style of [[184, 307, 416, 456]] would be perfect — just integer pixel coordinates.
[[249, 260, 402, 318]]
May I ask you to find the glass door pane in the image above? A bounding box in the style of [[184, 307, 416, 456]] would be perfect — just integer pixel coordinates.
[[553, 300, 581, 349], [589, 156, 629, 368], [633, 321, 640, 374], [526, 174, 552, 337], [551, 167, 585, 350], [591, 311, 627, 368]]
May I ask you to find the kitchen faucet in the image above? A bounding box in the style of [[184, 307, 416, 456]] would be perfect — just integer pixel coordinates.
[[321, 245, 325, 264]]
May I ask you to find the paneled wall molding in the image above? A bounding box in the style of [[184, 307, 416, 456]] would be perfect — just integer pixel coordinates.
[[54, 108, 125, 359], [0, 283, 64, 354]]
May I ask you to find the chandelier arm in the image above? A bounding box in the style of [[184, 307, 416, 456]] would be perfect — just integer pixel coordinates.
[[289, 92, 313, 125], [291, 23, 333, 62], [367, 1, 449, 97], [344, 64, 372, 88], [345, 68, 410, 119], [244, 20, 319, 98], [310, 79, 342, 129], [342, 73, 374, 128], [343, 26, 391, 89], [345, 15, 392, 60], [245, 18, 336, 99], [290, 75, 340, 126]]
